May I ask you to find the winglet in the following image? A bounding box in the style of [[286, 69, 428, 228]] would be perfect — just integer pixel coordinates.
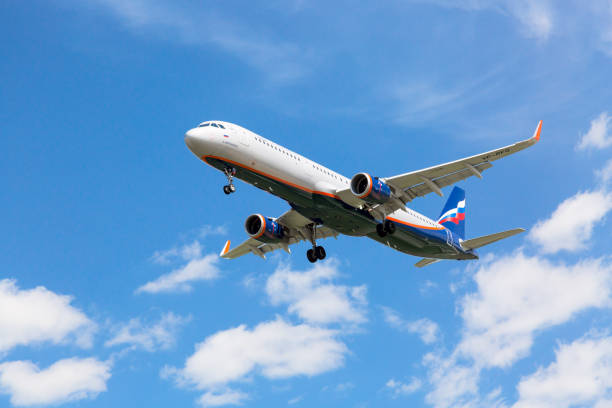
[[531, 120, 543, 142], [220, 240, 231, 257]]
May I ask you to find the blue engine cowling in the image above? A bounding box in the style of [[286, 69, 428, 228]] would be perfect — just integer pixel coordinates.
[[245, 214, 284, 243], [350, 173, 392, 205]]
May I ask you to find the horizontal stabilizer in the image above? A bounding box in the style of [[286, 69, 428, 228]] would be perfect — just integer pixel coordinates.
[[460, 228, 525, 251], [415, 258, 441, 268]]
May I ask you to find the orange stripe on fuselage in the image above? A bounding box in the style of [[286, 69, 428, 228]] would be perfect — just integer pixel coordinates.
[[202, 155, 340, 199], [387, 216, 445, 231], [203, 155, 443, 232]]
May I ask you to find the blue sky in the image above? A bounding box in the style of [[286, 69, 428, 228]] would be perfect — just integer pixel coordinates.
[[1, 1, 612, 407]]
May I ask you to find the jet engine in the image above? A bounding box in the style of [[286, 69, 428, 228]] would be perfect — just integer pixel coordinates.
[[350, 173, 392, 205], [245, 214, 285, 243]]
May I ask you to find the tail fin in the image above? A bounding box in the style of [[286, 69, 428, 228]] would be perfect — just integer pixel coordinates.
[[437, 186, 466, 239]]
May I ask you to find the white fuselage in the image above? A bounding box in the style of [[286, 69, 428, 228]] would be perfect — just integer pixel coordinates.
[[184, 121, 445, 237]]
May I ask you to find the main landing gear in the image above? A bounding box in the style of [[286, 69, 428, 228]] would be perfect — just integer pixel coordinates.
[[223, 167, 237, 195], [376, 219, 396, 237], [306, 223, 326, 263]]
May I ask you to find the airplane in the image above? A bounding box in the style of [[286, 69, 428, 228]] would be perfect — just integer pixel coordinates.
[[184, 120, 542, 267]]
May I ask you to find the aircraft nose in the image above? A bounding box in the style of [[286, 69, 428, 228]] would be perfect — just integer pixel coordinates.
[[184, 128, 200, 150]]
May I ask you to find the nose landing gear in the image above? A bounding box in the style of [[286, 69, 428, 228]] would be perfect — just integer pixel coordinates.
[[305, 223, 326, 263], [223, 167, 237, 195]]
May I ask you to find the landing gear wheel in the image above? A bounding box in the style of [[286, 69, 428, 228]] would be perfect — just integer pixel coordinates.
[[384, 220, 396, 235], [223, 167, 237, 195], [315, 246, 326, 260], [307, 249, 318, 263], [376, 223, 387, 237]]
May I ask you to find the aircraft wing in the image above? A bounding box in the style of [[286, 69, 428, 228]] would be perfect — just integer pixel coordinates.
[[335, 121, 542, 216], [219, 209, 339, 260]]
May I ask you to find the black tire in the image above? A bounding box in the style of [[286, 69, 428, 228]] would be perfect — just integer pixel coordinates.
[[223, 185, 232, 195], [229, 184, 236, 193], [307, 249, 318, 263], [376, 223, 387, 237], [315, 246, 326, 260], [385, 220, 396, 235]]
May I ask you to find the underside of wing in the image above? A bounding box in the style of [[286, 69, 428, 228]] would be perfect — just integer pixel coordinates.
[[384, 121, 542, 202], [220, 209, 339, 260], [334, 121, 542, 214]]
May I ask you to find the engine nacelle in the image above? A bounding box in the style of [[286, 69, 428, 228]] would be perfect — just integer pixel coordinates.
[[350, 173, 392, 205], [245, 214, 285, 243]]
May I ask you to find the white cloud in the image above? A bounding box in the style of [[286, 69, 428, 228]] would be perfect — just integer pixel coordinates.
[[199, 225, 228, 238], [0, 279, 96, 353], [423, 352, 481, 408], [528, 190, 612, 253], [265, 261, 367, 326], [0, 357, 110, 406], [85, 0, 312, 83], [137, 253, 220, 294], [458, 252, 611, 368], [381, 307, 439, 344], [596, 159, 612, 185], [578, 112, 612, 150], [386, 377, 422, 397], [151, 240, 205, 265], [105, 312, 190, 352], [198, 389, 248, 407], [166, 318, 347, 403], [513, 334, 612, 408], [423, 252, 612, 407]]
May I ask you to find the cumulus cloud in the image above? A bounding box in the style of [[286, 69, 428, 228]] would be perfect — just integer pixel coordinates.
[[105, 312, 190, 352], [529, 190, 612, 254], [577, 112, 612, 150], [0, 357, 111, 406], [513, 334, 612, 408], [265, 261, 367, 326], [0, 279, 96, 353], [165, 318, 347, 404], [458, 252, 611, 367], [381, 307, 439, 344], [386, 377, 422, 397], [137, 253, 220, 294], [423, 252, 612, 407]]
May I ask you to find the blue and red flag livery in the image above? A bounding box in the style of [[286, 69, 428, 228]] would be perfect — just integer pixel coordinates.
[[437, 187, 466, 239]]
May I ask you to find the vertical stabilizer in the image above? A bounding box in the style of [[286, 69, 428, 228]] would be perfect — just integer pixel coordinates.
[[437, 186, 466, 239]]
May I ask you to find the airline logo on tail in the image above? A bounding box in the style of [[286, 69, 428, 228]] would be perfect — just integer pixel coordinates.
[[438, 199, 466, 225]]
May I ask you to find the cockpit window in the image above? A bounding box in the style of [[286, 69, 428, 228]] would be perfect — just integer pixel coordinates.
[[199, 123, 210, 127], [218, 124, 225, 129], [211, 123, 219, 128]]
